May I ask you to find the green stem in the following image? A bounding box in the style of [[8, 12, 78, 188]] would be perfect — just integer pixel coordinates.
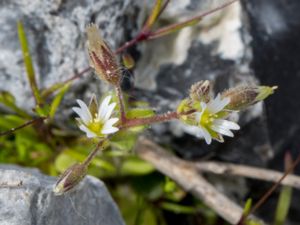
[[115, 85, 127, 124], [82, 140, 106, 167]]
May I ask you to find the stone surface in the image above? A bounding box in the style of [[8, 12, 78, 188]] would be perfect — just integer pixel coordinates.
[[132, 0, 273, 166], [0, 164, 125, 225], [243, 0, 300, 224], [0, 0, 135, 111]]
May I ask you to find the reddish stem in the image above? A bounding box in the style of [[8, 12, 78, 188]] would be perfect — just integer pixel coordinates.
[[237, 154, 300, 225], [149, 0, 239, 40], [0, 117, 47, 137], [120, 111, 179, 129]]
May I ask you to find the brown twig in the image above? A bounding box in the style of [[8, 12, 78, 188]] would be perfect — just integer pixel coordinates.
[[195, 161, 300, 189], [134, 137, 263, 225], [249, 154, 300, 216]]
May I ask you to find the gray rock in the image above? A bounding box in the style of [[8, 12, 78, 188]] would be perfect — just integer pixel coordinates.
[[0, 165, 125, 225], [0, 0, 135, 111]]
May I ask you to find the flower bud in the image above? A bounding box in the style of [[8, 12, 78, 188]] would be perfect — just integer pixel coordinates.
[[122, 53, 135, 69], [86, 24, 121, 86], [53, 163, 87, 195], [189, 80, 211, 103], [222, 85, 277, 110]]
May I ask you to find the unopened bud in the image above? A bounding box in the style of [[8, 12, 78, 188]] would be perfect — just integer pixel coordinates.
[[53, 163, 87, 195], [189, 80, 211, 103], [86, 24, 121, 86], [222, 85, 277, 110], [122, 53, 135, 69]]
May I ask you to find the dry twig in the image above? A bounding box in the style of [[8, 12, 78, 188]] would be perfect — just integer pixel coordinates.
[[195, 161, 300, 189], [135, 137, 262, 225]]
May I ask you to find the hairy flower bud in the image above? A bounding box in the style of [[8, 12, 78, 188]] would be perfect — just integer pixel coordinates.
[[53, 163, 87, 195], [189, 80, 211, 103], [222, 85, 277, 110], [86, 24, 121, 86]]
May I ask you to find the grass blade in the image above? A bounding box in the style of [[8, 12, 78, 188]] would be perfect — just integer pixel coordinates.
[[17, 21, 42, 105]]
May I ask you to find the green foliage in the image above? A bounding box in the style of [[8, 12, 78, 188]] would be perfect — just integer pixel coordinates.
[[274, 186, 293, 225]]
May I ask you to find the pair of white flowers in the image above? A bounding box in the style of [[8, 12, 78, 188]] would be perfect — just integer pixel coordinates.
[[73, 94, 239, 144]]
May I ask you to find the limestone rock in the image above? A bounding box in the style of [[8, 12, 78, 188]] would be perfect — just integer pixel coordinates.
[[0, 165, 125, 225]]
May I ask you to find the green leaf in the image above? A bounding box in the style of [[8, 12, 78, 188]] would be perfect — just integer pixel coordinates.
[[55, 152, 77, 173], [41, 81, 71, 99], [274, 186, 293, 225], [0, 91, 30, 118], [60, 149, 115, 172], [243, 198, 252, 216], [144, 0, 163, 30], [150, 17, 201, 39], [160, 202, 197, 214], [49, 83, 70, 118], [121, 157, 155, 176], [126, 108, 155, 132], [17, 21, 42, 105], [131, 173, 164, 200], [110, 130, 138, 152]]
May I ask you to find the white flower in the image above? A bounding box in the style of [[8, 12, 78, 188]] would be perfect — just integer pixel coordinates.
[[193, 94, 240, 144], [72, 95, 119, 138]]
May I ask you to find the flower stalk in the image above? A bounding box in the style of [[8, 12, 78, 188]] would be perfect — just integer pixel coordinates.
[[120, 111, 179, 129]]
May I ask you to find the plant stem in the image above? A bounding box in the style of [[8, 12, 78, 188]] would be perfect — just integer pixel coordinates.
[[121, 111, 179, 129], [248, 154, 300, 217], [115, 85, 127, 124], [82, 140, 105, 167], [0, 117, 47, 137], [149, 0, 239, 40]]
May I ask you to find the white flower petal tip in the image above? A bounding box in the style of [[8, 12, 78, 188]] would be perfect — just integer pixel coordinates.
[[74, 96, 119, 138]]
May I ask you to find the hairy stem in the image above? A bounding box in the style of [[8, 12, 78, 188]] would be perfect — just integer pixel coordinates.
[[82, 140, 106, 167], [149, 0, 239, 40], [121, 111, 179, 129], [115, 85, 127, 124]]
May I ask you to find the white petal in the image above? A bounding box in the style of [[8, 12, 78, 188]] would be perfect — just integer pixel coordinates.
[[98, 96, 112, 120], [207, 94, 230, 114], [211, 124, 234, 137], [103, 103, 116, 121], [79, 125, 97, 138], [199, 126, 212, 145], [74, 100, 92, 123], [214, 119, 240, 130], [102, 126, 119, 134], [103, 118, 119, 129], [72, 107, 88, 124]]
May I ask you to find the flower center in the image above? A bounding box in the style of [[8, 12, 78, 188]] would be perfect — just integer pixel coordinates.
[[199, 109, 217, 127], [87, 119, 104, 135]]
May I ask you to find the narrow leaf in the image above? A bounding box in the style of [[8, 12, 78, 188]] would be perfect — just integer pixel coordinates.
[[17, 21, 42, 105], [149, 0, 239, 40], [143, 0, 163, 30], [274, 152, 293, 225], [150, 18, 200, 39], [49, 84, 70, 118], [0, 91, 30, 118]]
